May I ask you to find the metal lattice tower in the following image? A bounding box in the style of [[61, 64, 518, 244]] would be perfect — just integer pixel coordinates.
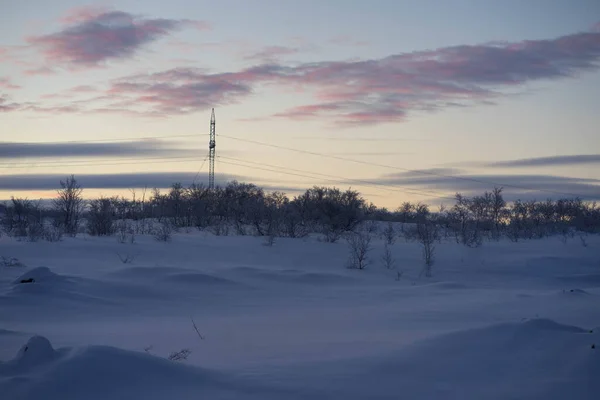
[[208, 108, 216, 189]]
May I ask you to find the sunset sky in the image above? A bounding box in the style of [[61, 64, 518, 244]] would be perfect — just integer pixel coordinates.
[[1, 0, 600, 208]]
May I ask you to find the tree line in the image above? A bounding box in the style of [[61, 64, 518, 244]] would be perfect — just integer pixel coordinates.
[[1, 175, 599, 245]]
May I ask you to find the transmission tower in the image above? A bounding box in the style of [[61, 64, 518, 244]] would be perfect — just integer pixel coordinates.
[[208, 108, 216, 189]]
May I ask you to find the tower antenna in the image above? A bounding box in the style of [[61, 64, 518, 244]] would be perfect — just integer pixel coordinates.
[[208, 108, 216, 189]]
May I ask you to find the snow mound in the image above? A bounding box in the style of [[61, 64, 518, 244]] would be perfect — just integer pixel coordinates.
[[0, 337, 267, 400], [274, 318, 599, 399], [12, 336, 57, 368], [12, 267, 69, 285]]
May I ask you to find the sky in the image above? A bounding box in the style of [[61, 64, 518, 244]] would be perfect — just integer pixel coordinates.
[[1, 0, 600, 208]]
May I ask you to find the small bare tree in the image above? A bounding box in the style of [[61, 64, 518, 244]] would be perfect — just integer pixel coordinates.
[[153, 221, 173, 242], [383, 222, 396, 245], [346, 231, 372, 269], [53, 175, 84, 236], [382, 242, 396, 269], [416, 221, 439, 277]]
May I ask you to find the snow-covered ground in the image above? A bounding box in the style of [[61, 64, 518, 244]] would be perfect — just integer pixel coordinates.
[[1, 231, 598, 399]]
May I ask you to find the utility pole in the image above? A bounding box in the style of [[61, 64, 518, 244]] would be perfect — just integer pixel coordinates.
[[208, 108, 216, 189]]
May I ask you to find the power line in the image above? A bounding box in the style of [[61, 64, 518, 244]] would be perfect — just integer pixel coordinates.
[[219, 134, 595, 199], [192, 153, 210, 185], [218, 155, 456, 201]]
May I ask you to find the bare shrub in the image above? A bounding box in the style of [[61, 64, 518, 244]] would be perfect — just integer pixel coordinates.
[[579, 234, 588, 247], [88, 197, 115, 236], [382, 243, 396, 269], [26, 223, 45, 242], [116, 221, 128, 244], [208, 219, 229, 236], [263, 232, 276, 247], [116, 252, 137, 264], [346, 231, 372, 269], [383, 222, 396, 245], [168, 348, 191, 361], [0, 256, 26, 268], [115, 220, 135, 244], [43, 225, 63, 242], [364, 220, 378, 235], [410, 219, 440, 277], [395, 270, 403, 281], [416, 221, 439, 277], [323, 230, 343, 243], [153, 221, 173, 242]]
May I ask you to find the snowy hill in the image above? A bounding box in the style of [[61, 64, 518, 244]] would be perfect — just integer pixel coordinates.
[[1, 232, 598, 399]]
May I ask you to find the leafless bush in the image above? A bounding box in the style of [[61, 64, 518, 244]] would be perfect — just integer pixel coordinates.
[[0, 256, 26, 268], [168, 348, 191, 361], [26, 223, 45, 242], [579, 234, 588, 247], [383, 222, 396, 245], [346, 231, 372, 269], [43, 225, 63, 242], [416, 221, 439, 277], [116, 252, 137, 264], [322, 229, 343, 243], [208, 219, 229, 236], [153, 221, 173, 242], [402, 224, 419, 242], [87, 197, 115, 236], [263, 232, 276, 247], [115, 220, 135, 244], [395, 270, 403, 281], [364, 220, 378, 235], [382, 243, 396, 269]]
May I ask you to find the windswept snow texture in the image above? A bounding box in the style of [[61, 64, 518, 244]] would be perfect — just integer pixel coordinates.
[[1, 232, 599, 399]]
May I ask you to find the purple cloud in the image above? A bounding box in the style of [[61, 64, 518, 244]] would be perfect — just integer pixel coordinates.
[[27, 8, 210, 67], [8, 25, 600, 124], [23, 67, 58, 76]]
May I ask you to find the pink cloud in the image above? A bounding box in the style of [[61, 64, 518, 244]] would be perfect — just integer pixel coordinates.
[[69, 85, 97, 93], [59, 5, 109, 24], [0, 77, 21, 90], [0, 95, 22, 112], [5, 26, 600, 126], [27, 9, 210, 68], [23, 66, 57, 76]]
